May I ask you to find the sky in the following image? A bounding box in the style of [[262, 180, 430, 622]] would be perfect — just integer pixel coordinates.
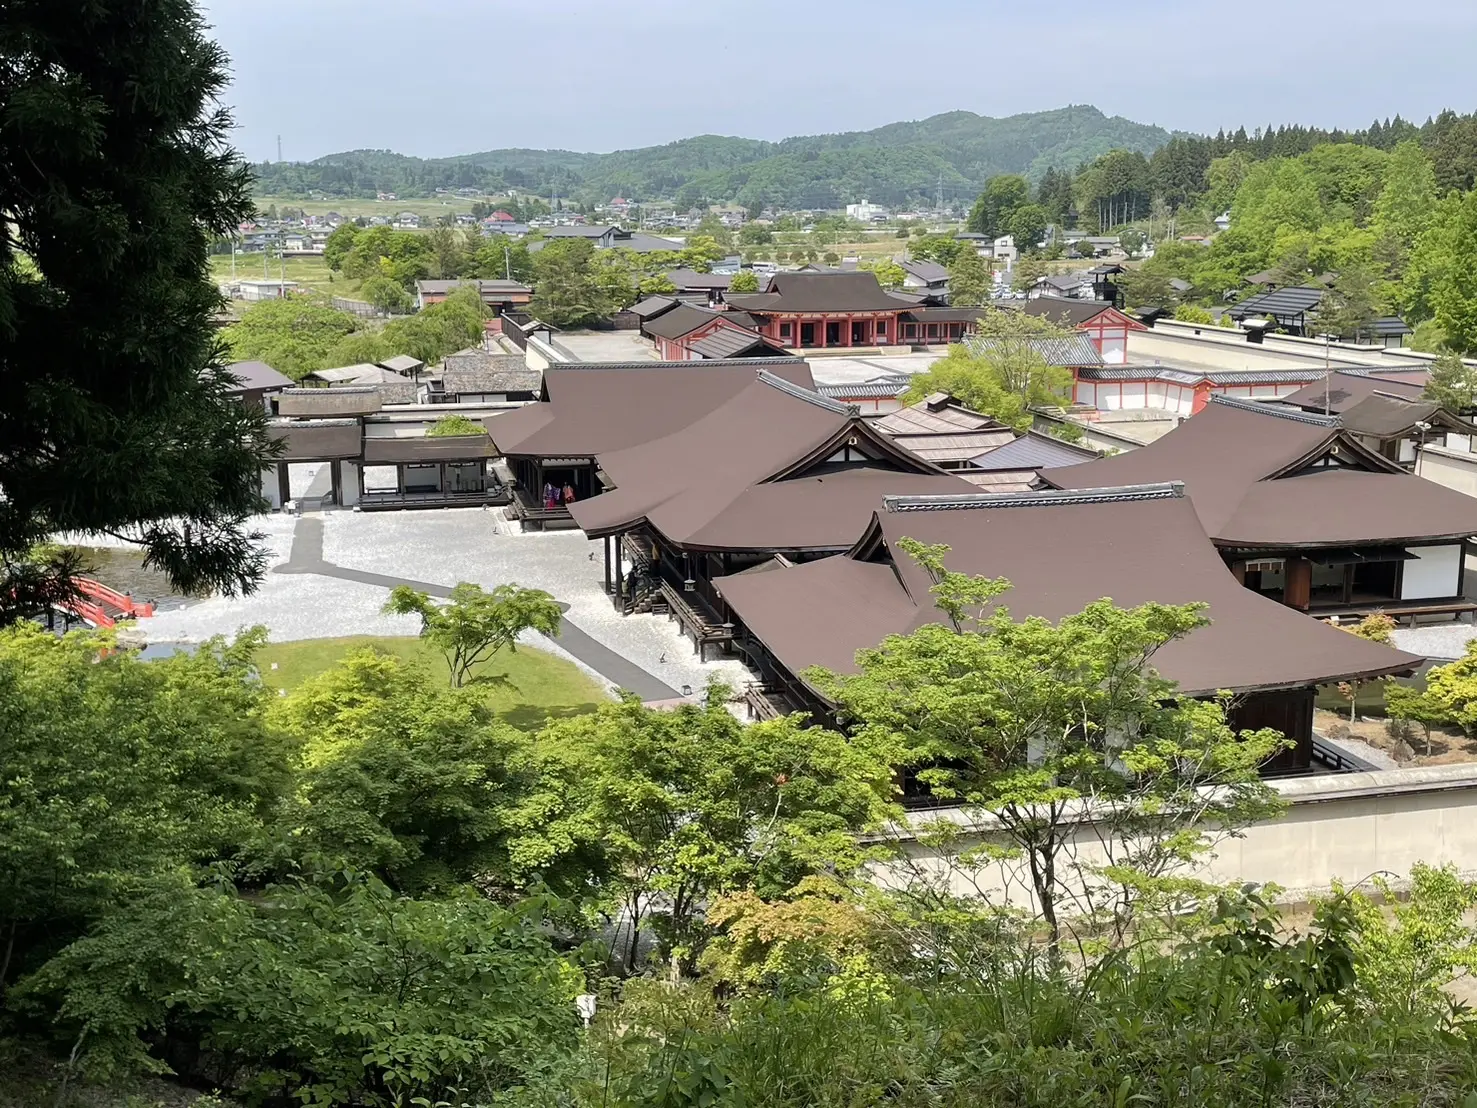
[[205, 0, 1477, 164]]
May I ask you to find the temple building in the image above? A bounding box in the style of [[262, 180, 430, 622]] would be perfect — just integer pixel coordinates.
[[566, 371, 979, 657], [1044, 396, 1477, 621], [713, 484, 1421, 776], [485, 358, 812, 529], [724, 271, 915, 349], [1020, 297, 1146, 363]]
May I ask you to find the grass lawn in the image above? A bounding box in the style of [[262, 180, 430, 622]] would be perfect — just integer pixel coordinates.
[[211, 253, 346, 299], [255, 194, 486, 221], [255, 635, 610, 730]]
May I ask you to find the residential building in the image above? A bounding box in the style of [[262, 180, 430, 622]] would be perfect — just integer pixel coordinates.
[[845, 199, 890, 222], [1019, 298, 1146, 364], [427, 351, 542, 404], [640, 304, 788, 361], [532, 225, 683, 253], [415, 278, 533, 313], [900, 258, 950, 302], [235, 279, 299, 301]]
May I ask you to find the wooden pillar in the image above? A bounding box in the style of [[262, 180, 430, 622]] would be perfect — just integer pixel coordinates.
[[1229, 561, 1247, 585], [603, 535, 612, 595], [330, 460, 342, 505], [614, 533, 624, 605], [277, 463, 290, 506], [1342, 563, 1355, 605], [846, 313, 854, 347], [1283, 556, 1312, 611]]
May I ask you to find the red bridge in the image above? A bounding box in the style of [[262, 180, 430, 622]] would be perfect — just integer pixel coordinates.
[[60, 578, 156, 628]]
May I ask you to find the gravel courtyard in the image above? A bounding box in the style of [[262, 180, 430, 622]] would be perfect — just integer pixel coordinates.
[[137, 507, 757, 702]]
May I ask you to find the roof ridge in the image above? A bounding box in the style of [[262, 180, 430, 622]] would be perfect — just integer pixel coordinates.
[[755, 369, 857, 415], [546, 357, 806, 371], [1368, 389, 1427, 405], [1208, 393, 1341, 426], [883, 482, 1186, 512]]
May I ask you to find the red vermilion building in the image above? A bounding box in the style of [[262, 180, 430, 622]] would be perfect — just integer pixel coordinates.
[[724, 272, 912, 349], [1022, 297, 1146, 363]]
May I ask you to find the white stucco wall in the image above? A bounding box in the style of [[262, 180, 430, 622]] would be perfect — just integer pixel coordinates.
[[877, 764, 1477, 909], [1402, 544, 1462, 599]]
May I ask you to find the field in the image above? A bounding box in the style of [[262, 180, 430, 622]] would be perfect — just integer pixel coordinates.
[[255, 194, 489, 221], [255, 635, 609, 731], [211, 253, 344, 299]]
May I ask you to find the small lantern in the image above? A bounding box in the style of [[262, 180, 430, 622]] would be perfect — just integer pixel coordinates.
[[681, 684, 693, 697], [575, 993, 597, 1028], [683, 578, 696, 592]]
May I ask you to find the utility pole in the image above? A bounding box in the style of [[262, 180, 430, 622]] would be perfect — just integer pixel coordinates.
[[277, 134, 282, 163], [504, 245, 511, 281], [1324, 332, 1332, 417], [935, 173, 943, 216]]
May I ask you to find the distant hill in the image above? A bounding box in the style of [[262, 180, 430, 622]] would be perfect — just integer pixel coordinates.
[[251, 105, 1173, 209]]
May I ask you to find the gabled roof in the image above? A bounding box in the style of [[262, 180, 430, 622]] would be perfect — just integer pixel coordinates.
[[568, 372, 974, 551], [1044, 395, 1477, 548], [814, 379, 912, 401], [1020, 297, 1144, 330], [629, 295, 680, 320], [486, 359, 813, 458], [713, 486, 1421, 698], [306, 363, 403, 385], [1280, 370, 1424, 414], [439, 351, 542, 396], [687, 328, 789, 360], [901, 258, 949, 284], [1229, 286, 1326, 319], [965, 332, 1103, 367], [873, 394, 1015, 464], [665, 268, 732, 290], [642, 304, 737, 341], [223, 360, 293, 392], [1336, 393, 1477, 439], [969, 430, 1101, 471], [724, 271, 907, 314], [379, 354, 426, 375]]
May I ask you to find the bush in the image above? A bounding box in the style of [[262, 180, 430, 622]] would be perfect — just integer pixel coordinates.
[[426, 414, 487, 437]]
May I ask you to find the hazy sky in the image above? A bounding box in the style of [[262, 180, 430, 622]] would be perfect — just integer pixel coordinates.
[[205, 0, 1477, 164]]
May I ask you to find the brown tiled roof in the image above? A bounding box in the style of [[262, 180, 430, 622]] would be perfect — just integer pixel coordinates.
[[1044, 396, 1477, 548], [1336, 393, 1476, 438], [642, 304, 731, 341], [569, 372, 975, 551], [486, 360, 812, 458], [1020, 297, 1123, 328], [714, 486, 1421, 698], [687, 328, 785, 360], [1280, 370, 1424, 414], [224, 360, 293, 392], [874, 395, 1015, 465], [724, 271, 907, 314]]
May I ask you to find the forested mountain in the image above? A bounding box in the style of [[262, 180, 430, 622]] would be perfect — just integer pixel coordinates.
[[251, 105, 1173, 208]]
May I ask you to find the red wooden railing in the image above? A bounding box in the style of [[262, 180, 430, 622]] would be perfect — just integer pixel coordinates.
[[59, 578, 155, 628]]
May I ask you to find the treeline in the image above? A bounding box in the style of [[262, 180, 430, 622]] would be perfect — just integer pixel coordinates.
[[9, 578, 1477, 1105], [249, 105, 1170, 208]]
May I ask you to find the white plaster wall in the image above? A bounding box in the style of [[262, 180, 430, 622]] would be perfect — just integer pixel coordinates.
[[1402, 543, 1462, 599], [1418, 444, 1477, 498], [877, 765, 1477, 909]]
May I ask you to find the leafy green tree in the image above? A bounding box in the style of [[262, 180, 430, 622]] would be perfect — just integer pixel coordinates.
[[340, 226, 434, 288], [1421, 638, 1477, 735], [1425, 189, 1477, 355], [946, 247, 992, 308], [529, 690, 892, 973], [1313, 266, 1380, 340], [270, 649, 565, 893], [225, 299, 363, 378], [0, 624, 292, 995], [0, 0, 276, 608], [1118, 268, 1179, 310], [811, 545, 1286, 951], [530, 238, 620, 327], [1332, 613, 1396, 721], [1174, 304, 1217, 325], [1011, 256, 1049, 293], [910, 234, 966, 266], [901, 347, 1028, 429], [323, 223, 361, 271], [967, 175, 1030, 237], [1384, 682, 1449, 755], [738, 224, 772, 246], [865, 259, 907, 290], [384, 582, 562, 689], [427, 225, 469, 279], [469, 233, 535, 283], [376, 285, 486, 364], [681, 234, 728, 273], [1346, 864, 1477, 1017], [19, 872, 579, 1101], [1118, 227, 1146, 257], [1006, 203, 1048, 253], [360, 274, 413, 314], [1422, 349, 1477, 412], [728, 269, 760, 293], [823, 251, 841, 265]]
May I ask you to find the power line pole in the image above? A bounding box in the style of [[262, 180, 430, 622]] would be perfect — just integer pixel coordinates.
[[277, 134, 282, 163]]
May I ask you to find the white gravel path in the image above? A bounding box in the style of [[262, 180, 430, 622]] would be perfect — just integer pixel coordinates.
[[131, 507, 757, 700], [1392, 623, 1477, 661], [319, 509, 756, 697]]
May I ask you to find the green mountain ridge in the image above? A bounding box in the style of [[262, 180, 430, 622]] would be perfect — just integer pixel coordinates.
[[252, 105, 1174, 209]]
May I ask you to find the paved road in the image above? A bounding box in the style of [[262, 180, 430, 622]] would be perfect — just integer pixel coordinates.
[[276, 517, 679, 700]]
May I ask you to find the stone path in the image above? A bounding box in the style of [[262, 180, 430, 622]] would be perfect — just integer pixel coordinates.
[[277, 517, 679, 700]]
